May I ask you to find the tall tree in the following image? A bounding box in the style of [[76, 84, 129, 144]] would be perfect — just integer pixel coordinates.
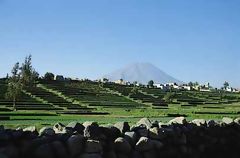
[[44, 72, 55, 80], [5, 62, 22, 111], [148, 80, 154, 88], [223, 81, 229, 90], [20, 55, 39, 87]]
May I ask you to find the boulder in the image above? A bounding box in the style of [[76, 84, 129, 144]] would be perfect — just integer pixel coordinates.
[[23, 126, 37, 133], [79, 153, 102, 158], [114, 122, 130, 133], [116, 153, 129, 158], [151, 140, 164, 150], [34, 143, 55, 158], [66, 121, 84, 134], [100, 126, 121, 141], [143, 150, 157, 158], [53, 122, 66, 133], [168, 117, 187, 125], [135, 137, 154, 152], [191, 119, 206, 126], [124, 131, 138, 146], [207, 120, 218, 127], [234, 117, 240, 124], [84, 123, 100, 139], [114, 137, 132, 154], [222, 117, 234, 125], [83, 121, 98, 128], [85, 139, 103, 153], [105, 151, 117, 158], [50, 141, 68, 158], [131, 125, 148, 137], [67, 134, 85, 157], [39, 127, 55, 137], [137, 118, 152, 129]]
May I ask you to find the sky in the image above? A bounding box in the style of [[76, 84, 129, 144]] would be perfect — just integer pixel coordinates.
[[0, 0, 239, 88]]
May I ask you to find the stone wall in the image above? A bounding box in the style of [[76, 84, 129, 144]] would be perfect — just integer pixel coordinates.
[[1, 117, 240, 158]]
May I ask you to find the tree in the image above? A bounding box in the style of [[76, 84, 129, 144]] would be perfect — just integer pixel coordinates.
[[20, 55, 39, 87], [44, 72, 55, 80], [131, 87, 139, 95], [164, 92, 175, 103], [102, 78, 109, 82], [148, 80, 154, 88], [133, 81, 138, 86], [223, 81, 229, 90], [188, 82, 193, 87], [5, 62, 22, 111]]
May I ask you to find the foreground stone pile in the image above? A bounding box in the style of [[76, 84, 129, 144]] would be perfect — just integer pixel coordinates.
[[1, 117, 240, 158]]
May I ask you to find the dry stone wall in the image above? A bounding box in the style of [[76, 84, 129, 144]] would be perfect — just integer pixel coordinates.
[[1, 117, 240, 158]]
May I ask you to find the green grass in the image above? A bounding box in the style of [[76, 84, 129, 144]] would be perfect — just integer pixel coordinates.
[[1, 79, 240, 129]]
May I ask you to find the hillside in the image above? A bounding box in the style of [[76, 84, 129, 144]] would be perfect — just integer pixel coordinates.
[[1, 79, 240, 128]]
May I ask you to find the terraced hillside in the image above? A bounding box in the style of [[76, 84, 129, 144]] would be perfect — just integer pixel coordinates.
[[1, 78, 240, 128], [40, 80, 144, 108], [0, 79, 56, 111], [104, 83, 168, 107]]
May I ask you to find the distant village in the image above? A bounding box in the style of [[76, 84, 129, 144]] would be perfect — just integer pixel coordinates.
[[37, 73, 240, 93], [99, 78, 239, 93]]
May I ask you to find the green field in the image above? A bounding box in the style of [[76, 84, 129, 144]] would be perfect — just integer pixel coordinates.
[[1, 78, 240, 128]]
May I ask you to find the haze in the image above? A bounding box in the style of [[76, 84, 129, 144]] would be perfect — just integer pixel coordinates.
[[0, 0, 239, 88]]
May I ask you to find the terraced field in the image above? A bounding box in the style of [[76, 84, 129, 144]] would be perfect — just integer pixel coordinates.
[[1, 79, 240, 128]]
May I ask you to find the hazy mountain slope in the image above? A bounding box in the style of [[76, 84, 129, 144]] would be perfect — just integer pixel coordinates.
[[103, 63, 182, 84]]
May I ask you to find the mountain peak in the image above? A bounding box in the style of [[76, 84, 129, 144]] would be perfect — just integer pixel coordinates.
[[103, 63, 182, 84]]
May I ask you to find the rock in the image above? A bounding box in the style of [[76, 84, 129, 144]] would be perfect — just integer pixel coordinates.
[[131, 125, 148, 137], [207, 120, 218, 127], [124, 131, 137, 146], [191, 119, 206, 126], [53, 122, 66, 133], [132, 151, 143, 158], [0, 145, 19, 158], [84, 123, 100, 139], [143, 150, 157, 158], [51, 141, 68, 158], [79, 153, 102, 158], [66, 121, 84, 134], [151, 140, 164, 150], [85, 139, 103, 153], [137, 118, 152, 129], [222, 117, 234, 125], [83, 121, 98, 128], [168, 117, 187, 125], [114, 122, 130, 133], [67, 134, 85, 157], [234, 117, 240, 124], [151, 120, 159, 128], [135, 137, 154, 152], [34, 143, 55, 158], [23, 126, 37, 132], [116, 153, 129, 158], [105, 151, 117, 158], [149, 127, 160, 140], [100, 126, 121, 141], [39, 127, 55, 136], [114, 137, 131, 154]]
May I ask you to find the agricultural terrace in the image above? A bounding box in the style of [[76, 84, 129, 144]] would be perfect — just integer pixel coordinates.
[[0, 78, 240, 128]]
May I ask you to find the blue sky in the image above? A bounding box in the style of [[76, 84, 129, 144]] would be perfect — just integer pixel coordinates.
[[0, 0, 239, 88]]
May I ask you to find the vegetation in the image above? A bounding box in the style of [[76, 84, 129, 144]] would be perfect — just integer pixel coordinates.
[[5, 62, 22, 111], [1, 56, 240, 128], [148, 80, 154, 88], [44, 72, 55, 80]]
